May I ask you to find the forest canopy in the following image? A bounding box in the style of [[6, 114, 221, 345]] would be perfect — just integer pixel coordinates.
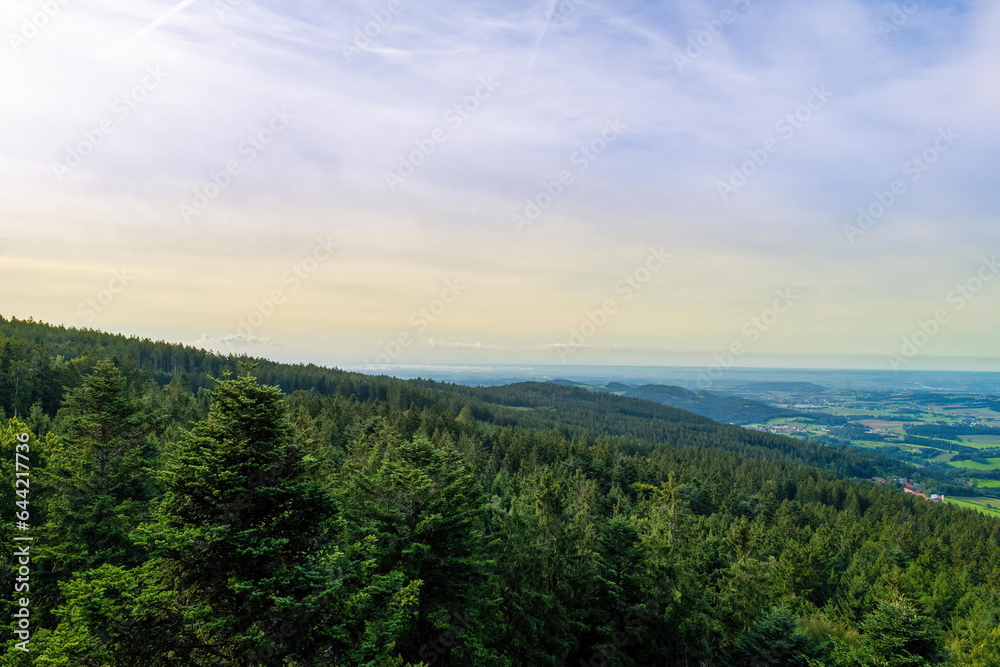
[[1, 315, 998, 666]]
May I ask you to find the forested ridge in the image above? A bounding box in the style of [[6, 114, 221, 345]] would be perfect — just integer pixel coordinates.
[[1, 316, 999, 665]]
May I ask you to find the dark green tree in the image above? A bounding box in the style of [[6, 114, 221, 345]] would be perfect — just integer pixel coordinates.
[[43, 358, 159, 570], [838, 595, 944, 666], [140, 372, 339, 664], [339, 421, 508, 666], [725, 607, 827, 666]]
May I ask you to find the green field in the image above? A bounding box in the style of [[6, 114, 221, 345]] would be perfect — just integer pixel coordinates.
[[825, 407, 895, 417], [946, 495, 1000, 518], [957, 435, 1000, 449], [973, 479, 1000, 488], [850, 440, 890, 450], [735, 389, 1000, 474], [948, 458, 1000, 471]]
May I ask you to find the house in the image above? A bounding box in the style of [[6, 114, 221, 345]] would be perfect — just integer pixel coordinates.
[[899, 480, 945, 503], [872, 477, 887, 484]]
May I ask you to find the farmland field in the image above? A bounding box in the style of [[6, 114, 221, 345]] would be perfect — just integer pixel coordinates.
[[948, 458, 1000, 471], [957, 435, 1000, 448], [946, 495, 1000, 518], [858, 419, 906, 430]]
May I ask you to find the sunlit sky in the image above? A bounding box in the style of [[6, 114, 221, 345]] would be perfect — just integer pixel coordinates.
[[1, 0, 998, 372]]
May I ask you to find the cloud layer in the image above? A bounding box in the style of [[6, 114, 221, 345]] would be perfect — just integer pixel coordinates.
[[0, 0, 997, 371]]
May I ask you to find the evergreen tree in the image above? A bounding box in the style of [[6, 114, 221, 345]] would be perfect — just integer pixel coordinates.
[[838, 595, 944, 666], [725, 607, 827, 666], [339, 421, 508, 666], [43, 359, 159, 570], [141, 372, 339, 664]]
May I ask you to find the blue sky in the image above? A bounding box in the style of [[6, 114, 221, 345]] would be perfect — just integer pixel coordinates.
[[0, 0, 997, 372]]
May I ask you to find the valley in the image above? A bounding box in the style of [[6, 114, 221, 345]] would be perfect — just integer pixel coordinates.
[[551, 378, 1000, 515]]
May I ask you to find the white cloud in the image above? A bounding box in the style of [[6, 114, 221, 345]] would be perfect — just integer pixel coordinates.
[[426, 338, 509, 350], [2, 0, 997, 367], [194, 333, 273, 348]]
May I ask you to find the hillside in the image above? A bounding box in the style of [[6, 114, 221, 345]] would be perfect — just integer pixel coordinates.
[[0, 315, 999, 665], [553, 379, 802, 424], [0, 317, 909, 482], [623, 382, 804, 424]]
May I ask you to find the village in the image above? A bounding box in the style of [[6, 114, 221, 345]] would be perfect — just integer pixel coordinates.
[[871, 477, 946, 504]]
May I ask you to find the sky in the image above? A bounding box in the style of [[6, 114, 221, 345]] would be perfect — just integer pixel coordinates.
[[0, 0, 998, 373]]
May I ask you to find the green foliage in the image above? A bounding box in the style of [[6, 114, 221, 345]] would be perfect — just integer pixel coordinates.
[[143, 372, 340, 664], [338, 422, 508, 665], [836, 595, 944, 666], [725, 607, 827, 666], [0, 317, 998, 665], [42, 359, 159, 570]]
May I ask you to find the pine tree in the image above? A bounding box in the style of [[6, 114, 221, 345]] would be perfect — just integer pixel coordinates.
[[838, 595, 944, 666], [143, 372, 339, 664], [339, 421, 508, 666], [43, 358, 158, 570]]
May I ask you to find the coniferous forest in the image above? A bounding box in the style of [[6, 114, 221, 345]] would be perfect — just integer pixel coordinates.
[[1, 316, 999, 666]]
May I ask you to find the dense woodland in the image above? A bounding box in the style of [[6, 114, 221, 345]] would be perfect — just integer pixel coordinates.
[[1, 316, 1000, 665]]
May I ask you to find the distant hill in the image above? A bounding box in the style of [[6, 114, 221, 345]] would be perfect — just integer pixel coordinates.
[[604, 381, 633, 392], [623, 384, 808, 424], [550, 378, 589, 387], [550, 379, 632, 393], [552, 380, 806, 425]]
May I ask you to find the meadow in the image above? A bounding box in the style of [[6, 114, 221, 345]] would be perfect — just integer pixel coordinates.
[[946, 495, 1000, 519]]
